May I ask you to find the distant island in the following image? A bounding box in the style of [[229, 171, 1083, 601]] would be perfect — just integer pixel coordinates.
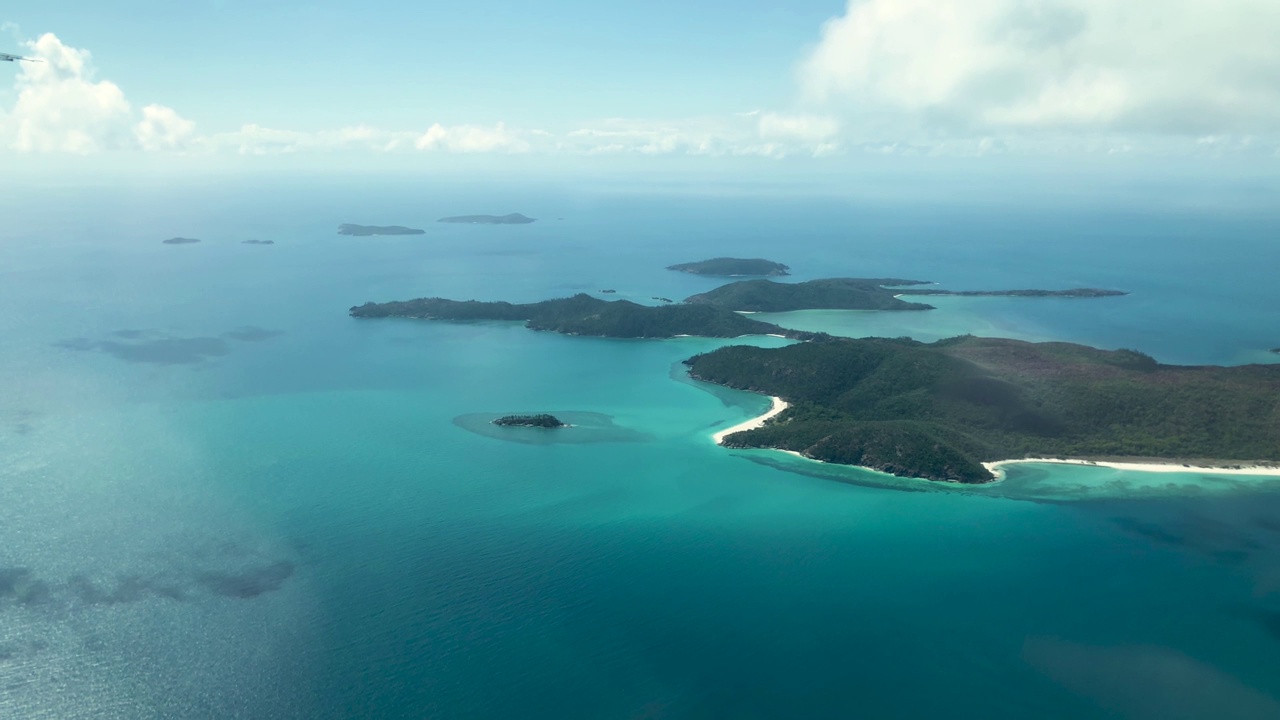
[[338, 224, 425, 236], [897, 288, 1128, 298], [162, 237, 200, 245], [242, 239, 275, 245], [492, 414, 566, 428], [686, 336, 1280, 484], [686, 278, 935, 312], [438, 213, 536, 225], [600, 289, 616, 294], [350, 293, 812, 340], [667, 258, 791, 277], [685, 278, 1128, 312], [1272, 348, 1280, 355]]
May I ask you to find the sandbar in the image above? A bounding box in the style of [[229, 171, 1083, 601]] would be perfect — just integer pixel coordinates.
[[983, 458, 1280, 481], [713, 396, 789, 445]]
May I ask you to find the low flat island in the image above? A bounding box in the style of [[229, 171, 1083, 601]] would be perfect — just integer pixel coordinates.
[[492, 414, 566, 428], [338, 224, 425, 236], [685, 278, 1128, 312], [162, 237, 201, 245], [438, 213, 536, 225], [242, 239, 275, 245], [667, 258, 791, 277]]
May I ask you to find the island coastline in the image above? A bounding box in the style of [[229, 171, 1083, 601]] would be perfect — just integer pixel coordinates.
[[712, 396, 789, 445], [983, 458, 1280, 482]]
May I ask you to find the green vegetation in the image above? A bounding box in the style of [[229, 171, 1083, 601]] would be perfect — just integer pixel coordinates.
[[667, 258, 791, 277], [686, 278, 935, 312], [685, 336, 1280, 483], [350, 293, 813, 339], [684, 278, 1129, 312], [493, 414, 566, 428], [438, 213, 536, 224], [338, 224, 425, 236]]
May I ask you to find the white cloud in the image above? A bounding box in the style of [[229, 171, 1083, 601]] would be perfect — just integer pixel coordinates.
[[135, 104, 196, 152], [758, 113, 839, 143], [415, 122, 529, 153], [0, 33, 197, 153], [801, 0, 1280, 137]]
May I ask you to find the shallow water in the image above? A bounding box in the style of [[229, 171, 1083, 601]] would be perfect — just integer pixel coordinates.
[[2, 180, 1279, 718]]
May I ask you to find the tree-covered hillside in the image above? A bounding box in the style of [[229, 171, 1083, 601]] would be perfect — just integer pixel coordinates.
[[350, 294, 808, 339], [686, 336, 1280, 483]]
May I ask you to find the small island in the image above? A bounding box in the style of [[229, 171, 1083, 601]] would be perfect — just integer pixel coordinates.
[[350, 293, 814, 340], [667, 258, 791, 277], [242, 239, 275, 245], [438, 213, 536, 225], [162, 237, 201, 245], [686, 336, 1280, 484], [492, 414, 566, 428], [600, 289, 617, 294], [1272, 348, 1280, 355], [338, 224, 425, 236]]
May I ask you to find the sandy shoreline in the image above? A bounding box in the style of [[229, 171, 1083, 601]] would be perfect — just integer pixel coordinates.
[[712, 396, 789, 445], [983, 457, 1280, 481]]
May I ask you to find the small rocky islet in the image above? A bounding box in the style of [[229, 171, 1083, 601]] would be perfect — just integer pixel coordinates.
[[492, 414, 566, 428]]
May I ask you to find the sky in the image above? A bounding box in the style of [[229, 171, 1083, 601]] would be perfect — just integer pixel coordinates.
[[2, 0, 1279, 183]]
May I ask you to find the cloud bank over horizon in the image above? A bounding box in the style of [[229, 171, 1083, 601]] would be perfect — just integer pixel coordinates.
[[4, 4, 1280, 167], [800, 0, 1280, 140]]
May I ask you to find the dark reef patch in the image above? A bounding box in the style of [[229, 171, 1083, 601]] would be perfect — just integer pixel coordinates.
[[56, 326, 283, 364], [223, 326, 285, 342], [197, 561, 295, 599]]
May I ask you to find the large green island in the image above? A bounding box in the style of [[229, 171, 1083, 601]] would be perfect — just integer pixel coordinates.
[[686, 336, 1280, 484], [685, 278, 1128, 312], [350, 293, 813, 339]]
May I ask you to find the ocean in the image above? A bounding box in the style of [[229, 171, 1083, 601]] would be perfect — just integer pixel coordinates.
[[2, 177, 1279, 718]]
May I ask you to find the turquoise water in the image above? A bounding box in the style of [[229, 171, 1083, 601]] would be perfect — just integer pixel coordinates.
[[2, 180, 1280, 718]]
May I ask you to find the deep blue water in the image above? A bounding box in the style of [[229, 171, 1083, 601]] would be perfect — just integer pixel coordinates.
[[1, 179, 1279, 718]]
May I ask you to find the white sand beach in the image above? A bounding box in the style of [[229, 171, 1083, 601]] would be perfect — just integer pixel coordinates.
[[712, 396, 789, 445], [983, 458, 1280, 481]]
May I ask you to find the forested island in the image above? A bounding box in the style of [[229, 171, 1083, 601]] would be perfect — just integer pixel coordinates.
[[685, 278, 1127, 312], [242, 239, 275, 245], [686, 336, 1280, 484], [338, 224, 425, 236], [686, 278, 935, 312], [493, 414, 566, 428], [162, 237, 200, 245], [667, 258, 791, 277], [350, 293, 811, 339], [438, 214, 536, 224]]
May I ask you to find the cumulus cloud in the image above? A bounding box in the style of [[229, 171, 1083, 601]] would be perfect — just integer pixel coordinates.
[[135, 104, 196, 152], [565, 114, 840, 158], [415, 122, 530, 153], [0, 32, 196, 153], [801, 0, 1280, 137], [207, 124, 416, 155]]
